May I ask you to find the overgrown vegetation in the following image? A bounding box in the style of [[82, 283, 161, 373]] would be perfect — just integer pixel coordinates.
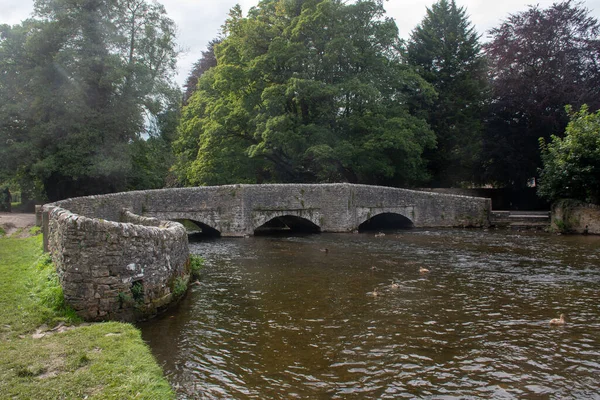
[[172, 276, 188, 298], [189, 254, 205, 280], [538, 105, 600, 204], [0, 234, 174, 398]]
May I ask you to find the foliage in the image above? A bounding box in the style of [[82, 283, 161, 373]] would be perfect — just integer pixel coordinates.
[[128, 96, 181, 190], [130, 281, 145, 303], [183, 38, 222, 104], [407, 0, 488, 187], [189, 254, 205, 280], [0, 0, 180, 201], [0, 185, 11, 212], [174, 0, 436, 186], [538, 105, 600, 204], [482, 0, 600, 187], [171, 276, 188, 298]]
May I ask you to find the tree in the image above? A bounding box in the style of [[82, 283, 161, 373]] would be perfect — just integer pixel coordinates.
[[407, 0, 488, 187], [482, 0, 600, 188], [538, 105, 600, 204], [174, 0, 436, 187], [0, 0, 179, 201], [183, 38, 222, 104]]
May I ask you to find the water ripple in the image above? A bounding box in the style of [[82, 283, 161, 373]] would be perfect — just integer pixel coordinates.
[[139, 229, 600, 399]]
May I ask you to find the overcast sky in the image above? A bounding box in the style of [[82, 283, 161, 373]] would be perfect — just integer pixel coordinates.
[[2, 0, 600, 87]]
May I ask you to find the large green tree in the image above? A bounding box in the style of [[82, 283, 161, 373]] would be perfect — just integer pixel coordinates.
[[0, 0, 179, 201], [174, 0, 436, 186], [482, 0, 600, 188], [407, 0, 487, 187]]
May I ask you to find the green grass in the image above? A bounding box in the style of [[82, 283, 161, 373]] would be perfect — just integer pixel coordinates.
[[0, 234, 174, 399]]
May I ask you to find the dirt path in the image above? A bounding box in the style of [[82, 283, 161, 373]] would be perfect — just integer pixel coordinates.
[[0, 212, 36, 237]]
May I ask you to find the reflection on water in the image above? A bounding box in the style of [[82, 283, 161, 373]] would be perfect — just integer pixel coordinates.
[[139, 230, 600, 399]]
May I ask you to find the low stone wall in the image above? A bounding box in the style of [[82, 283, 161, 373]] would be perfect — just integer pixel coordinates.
[[551, 199, 600, 234], [44, 204, 189, 321]]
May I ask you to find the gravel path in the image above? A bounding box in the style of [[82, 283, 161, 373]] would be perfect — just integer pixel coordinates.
[[0, 212, 36, 237]]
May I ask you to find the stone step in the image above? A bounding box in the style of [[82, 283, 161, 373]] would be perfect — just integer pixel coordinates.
[[510, 222, 550, 231], [490, 210, 551, 229]]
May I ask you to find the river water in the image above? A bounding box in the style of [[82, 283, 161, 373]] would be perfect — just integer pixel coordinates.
[[139, 229, 600, 399]]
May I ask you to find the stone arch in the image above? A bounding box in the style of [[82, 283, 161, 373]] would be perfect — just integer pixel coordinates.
[[254, 214, 321, 235], [357, 212, 414, 232], [172, 218, 221, 237]]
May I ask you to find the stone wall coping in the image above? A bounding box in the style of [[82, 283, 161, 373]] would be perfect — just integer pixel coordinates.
[[43, 204, 187, 236], [48, 183, 489, 210]]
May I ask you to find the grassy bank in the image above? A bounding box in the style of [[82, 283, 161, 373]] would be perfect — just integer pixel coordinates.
[[0, 233, 174, 399]]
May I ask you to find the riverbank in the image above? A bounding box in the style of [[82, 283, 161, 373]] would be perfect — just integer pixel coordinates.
[[0, 232, 174, 399]]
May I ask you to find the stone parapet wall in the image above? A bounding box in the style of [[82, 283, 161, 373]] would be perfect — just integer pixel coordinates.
[[551, 199, 600, 234], [44, 204, 189, 321]]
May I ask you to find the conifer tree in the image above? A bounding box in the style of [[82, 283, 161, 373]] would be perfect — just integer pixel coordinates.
[[408, 0, 487, 187]]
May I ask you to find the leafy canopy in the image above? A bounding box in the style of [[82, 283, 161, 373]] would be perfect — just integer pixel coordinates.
[[407, 0, 487, 187], [482, 0, 600, 188], [0, 0, 180, 201], [538, 105, 600, 204], [174, 0, 436, 186]]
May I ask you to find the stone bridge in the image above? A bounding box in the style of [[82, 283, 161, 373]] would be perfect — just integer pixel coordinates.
[[54, 183, 490, 237], [162, 184, 491, 235], [42, 184, 490, 321]]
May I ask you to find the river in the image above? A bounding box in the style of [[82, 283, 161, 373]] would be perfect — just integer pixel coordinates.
[[139, 229, 600, 399]]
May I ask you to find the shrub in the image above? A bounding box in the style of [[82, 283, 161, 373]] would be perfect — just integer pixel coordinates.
[[189, 255, 205, 280], [539, 105, 600, 204], [172, 276, 188, 298]]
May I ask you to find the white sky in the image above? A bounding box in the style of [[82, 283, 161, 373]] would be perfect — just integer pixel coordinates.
[[2, 0, 600, 87]]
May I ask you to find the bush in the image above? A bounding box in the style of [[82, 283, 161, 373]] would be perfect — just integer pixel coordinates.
[[172, 276, 188, 298], [189, 255, 205, 280], [538, 105, 600, 204]]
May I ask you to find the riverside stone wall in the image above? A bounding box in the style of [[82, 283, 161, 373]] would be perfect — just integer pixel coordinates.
[[551, 200, 600, 234], [44, 204, 189, 321]]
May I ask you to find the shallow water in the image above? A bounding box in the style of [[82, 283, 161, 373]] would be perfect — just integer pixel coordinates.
[[139, 229, 600, 399]]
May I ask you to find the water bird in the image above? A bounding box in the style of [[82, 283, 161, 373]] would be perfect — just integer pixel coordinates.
[[390, 282, 400, 289], [419, 267, 430, 274], [320, 248, 329, 253], [368, 288, 380, 297], [549, 314, 566, 326], [375, 232, 385, 237]]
